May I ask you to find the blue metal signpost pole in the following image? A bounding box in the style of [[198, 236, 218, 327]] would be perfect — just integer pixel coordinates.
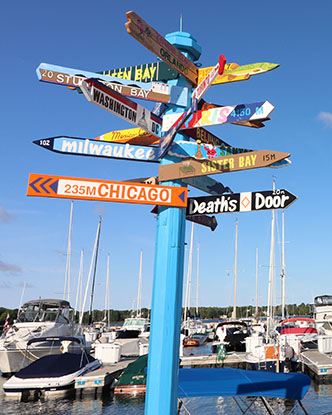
[[145, 32, 201, 415]]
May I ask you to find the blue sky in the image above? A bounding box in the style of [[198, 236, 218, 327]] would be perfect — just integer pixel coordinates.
[[1, 1, 332, 312]]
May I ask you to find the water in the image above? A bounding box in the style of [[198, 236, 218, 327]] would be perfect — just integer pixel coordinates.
[[1, 344, 332, 415]]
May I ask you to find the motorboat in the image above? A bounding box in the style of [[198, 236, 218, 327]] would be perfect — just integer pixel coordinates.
[[3, 336, 100, 400], [183, 332, 208, 347], [277, 317, 318, 353], [312, 295, 332, 334], [181, 318, 207, 337], [212, 320, 250, 353], [0, 299, 84, 375]]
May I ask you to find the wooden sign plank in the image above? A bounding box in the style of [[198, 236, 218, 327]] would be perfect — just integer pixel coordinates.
[[182, 176, 233, 196], [100, 62, 239, 83], [199, 101, 270, 129], [181, 127, 230, 147], [192, 55, 226, 103], [27, 174, 188, 208], [198, 62, 280, 86], [168, 140, 291, 168], [158, 150, 290, 181], [99, 61, 179, 83], [33, 137, 159, 162], [162, 101, 274, 131], [80, 78, 162, 137], [186, 215, 218, 231], [125, 11, 198, 85], [187, 189, 297, 216], [36, 63, 189, 107], [95, 127, 159, 146]]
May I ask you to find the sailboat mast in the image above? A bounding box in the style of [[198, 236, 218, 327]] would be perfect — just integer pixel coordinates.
[[74, 249, 84, 318], [64, 200, 73, 301], [79, 218, 102, 325], [137, 250, 143, 318], [105, 253, 111, 325], [195, 242, 200, 316], [88, 216, 102, 325], [267, 179, 276, 326], [255, 248, 259, 316], [281, 210, 286, 319], [232, 218, 238, 320], [184, 222, 194, 320]]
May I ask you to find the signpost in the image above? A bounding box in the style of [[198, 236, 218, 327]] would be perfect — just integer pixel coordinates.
[[27, 174, 187, 207], [36, 63, 189, 107], [80, 78, 162, 137], [187, 189, 297, 216], [159, 150, 290, 181], [162, 101, 275, 131], [125, 11, 198, 85], [33, 137, 159, 163], [34, 10, 292, 415]]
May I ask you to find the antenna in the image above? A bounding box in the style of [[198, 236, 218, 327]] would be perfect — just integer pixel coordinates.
[[180, 14, 183, 32]]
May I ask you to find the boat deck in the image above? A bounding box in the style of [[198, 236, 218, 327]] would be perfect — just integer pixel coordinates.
[[75, 358, 136, 394]]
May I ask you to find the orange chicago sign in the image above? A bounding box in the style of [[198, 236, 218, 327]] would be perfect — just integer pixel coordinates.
[[27, 174, 187, 208]]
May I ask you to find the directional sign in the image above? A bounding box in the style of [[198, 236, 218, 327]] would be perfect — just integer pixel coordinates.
[[198, 62, 280, 86], [95, 127, 159, 146], [125, 11, 198, 85], [191, 55, 227, 103], [158, 150, 290, 181], [182, 176, 233, 196], [181, 127, 230, 148], [99, 61, 179, 83], [186, 215, 218, 231], [168, 140, 291, 169], [150, 205, 217, 231], [162, 101, 274, 131], [199, 101, 270, 129], [33, 137, 159, 163], [186, 189, 297, 216], [80, 78, 162, 137], [27, 174, 188, 208], [36, 63, 189, 107]]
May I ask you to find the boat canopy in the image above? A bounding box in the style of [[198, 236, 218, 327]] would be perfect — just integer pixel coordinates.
[[15, 352, 95, 379], [178, 368, 310, 400], [21, 299, 71, 308]]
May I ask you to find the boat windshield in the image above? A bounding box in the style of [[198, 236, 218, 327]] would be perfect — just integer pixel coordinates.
[[314, 296, 332, 306], [123, 318, 148, 328], [17, 303, 72, 323]]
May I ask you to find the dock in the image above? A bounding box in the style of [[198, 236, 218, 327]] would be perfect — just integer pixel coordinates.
[[300, 350, 332, 382], [180, 352, 246, 368], [75, 358, 136, 395]]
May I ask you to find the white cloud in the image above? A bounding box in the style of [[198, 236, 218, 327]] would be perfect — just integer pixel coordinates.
[[318, 112, 332, 127]]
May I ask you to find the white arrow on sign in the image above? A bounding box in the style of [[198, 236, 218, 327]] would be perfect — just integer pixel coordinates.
[[80, 78, 162, 137]]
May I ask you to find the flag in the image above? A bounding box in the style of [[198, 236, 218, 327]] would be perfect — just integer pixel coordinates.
[[3, 313, 10, 329]]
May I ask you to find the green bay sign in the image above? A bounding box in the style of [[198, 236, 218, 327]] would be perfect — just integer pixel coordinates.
[[187, 189, 297, 216]]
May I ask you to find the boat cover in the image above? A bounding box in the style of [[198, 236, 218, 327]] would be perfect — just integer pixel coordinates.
[[15, 353, 96, 379], [178, 368, 311, 400]]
